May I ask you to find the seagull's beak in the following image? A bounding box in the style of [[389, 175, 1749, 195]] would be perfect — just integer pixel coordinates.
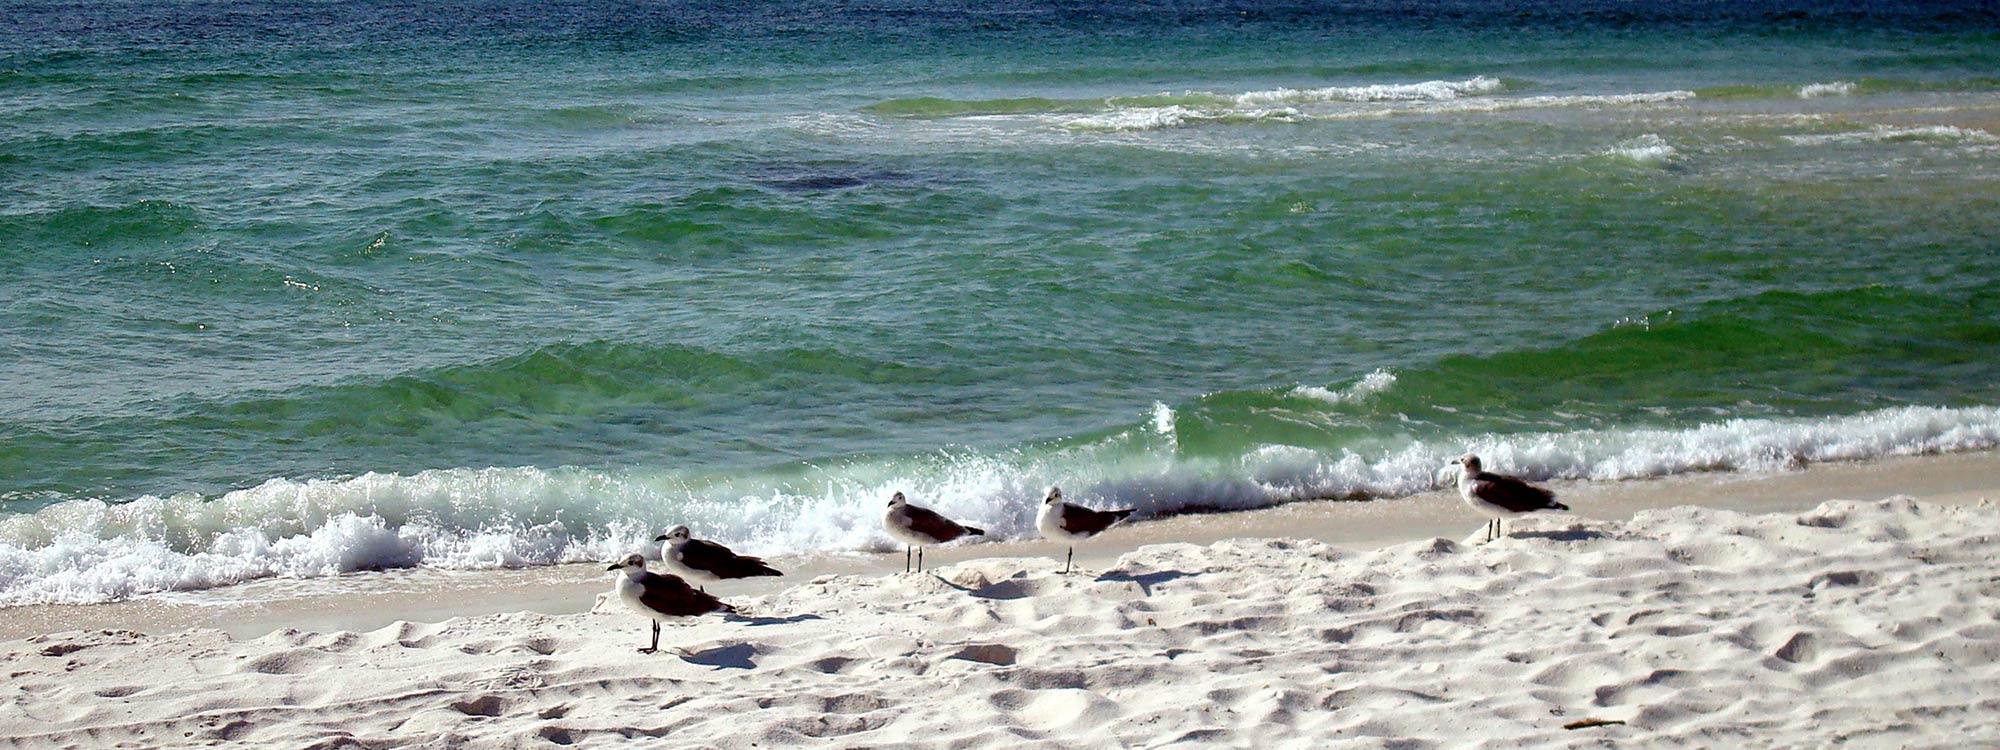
[[605, 563, 621, 571], [653, 534, 668, 541]]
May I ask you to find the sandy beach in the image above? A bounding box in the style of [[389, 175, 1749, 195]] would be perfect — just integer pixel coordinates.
[[4, 451, 1999, 748], [12, 2, 2000, 746]]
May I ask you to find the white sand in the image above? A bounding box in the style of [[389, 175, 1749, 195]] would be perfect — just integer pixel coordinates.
[[4, 494, 1998, 748]]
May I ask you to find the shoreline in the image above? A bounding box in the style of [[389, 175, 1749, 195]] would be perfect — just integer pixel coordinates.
[[3, 448, 1997, 642], [6, 475, 1997, 747]]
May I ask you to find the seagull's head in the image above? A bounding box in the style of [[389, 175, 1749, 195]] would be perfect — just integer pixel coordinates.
[[1453, 454, 1482, 473], [1043, 486, 1063, 506], [887, 491, 907, 509], [655, 525, 691, 543], [606, 553, 647, 572]]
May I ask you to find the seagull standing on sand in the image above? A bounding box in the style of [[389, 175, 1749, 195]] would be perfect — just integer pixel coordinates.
[[606, 553, 736, 653], [1037, 486, 1135, 574], [1452, 453, 1569, 542], [882, 491, 985, 573], [655, 525, 783, 591]]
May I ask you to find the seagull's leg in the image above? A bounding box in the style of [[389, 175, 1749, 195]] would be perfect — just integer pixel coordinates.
[[1063, 546, 1073, 575], [640, 621, 660, 654], [904, 546, 912, 573], [917, 546, 925, 573]]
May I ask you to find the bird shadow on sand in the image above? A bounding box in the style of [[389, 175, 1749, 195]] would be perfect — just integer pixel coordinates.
[[936, 577, 1033, 601], [729, 613, 825, 627], [931, 568, 1201, 599], [679, 642, 760, 670], [1093, 569, 1198, 596], [1510, 529, 1608, 543]]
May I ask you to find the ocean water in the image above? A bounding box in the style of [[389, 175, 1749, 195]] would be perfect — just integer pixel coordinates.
[[4, 0, 1998, 604]]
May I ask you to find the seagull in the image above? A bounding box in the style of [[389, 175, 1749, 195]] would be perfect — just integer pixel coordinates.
[[1036, 486, 1135, 574], [606, 553, 736, 654], [882, 491, 985, 573], [1452, 453, 1569, 542], [655, 525, 783, 591]]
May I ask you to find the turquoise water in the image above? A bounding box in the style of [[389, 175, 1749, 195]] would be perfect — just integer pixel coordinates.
[[3, 0, 1999, 602]]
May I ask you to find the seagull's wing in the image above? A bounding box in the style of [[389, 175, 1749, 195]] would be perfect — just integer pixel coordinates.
[[638, 571, 735, 616], [905, 504, 970, 542], [1472, 472, 1561, 513], [1059, 503, 1135, 535], [683, 538, 782, 579]]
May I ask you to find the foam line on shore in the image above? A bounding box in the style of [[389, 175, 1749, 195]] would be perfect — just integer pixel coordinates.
[[2, 404, 1996, 605]]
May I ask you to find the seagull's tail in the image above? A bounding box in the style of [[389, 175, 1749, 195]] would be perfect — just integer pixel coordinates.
[[742, 557, 784, 577], [963, 526, 987, 536], [1109, 508, 1137, 523]]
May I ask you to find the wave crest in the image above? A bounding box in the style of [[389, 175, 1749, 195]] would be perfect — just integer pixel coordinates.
[[5, 404, 1998, 604], [1784, 125, 1999, 146]]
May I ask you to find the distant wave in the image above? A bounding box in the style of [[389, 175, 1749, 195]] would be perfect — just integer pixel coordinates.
[[1059, 88, 1693, 132], [1696, 76, 2000, 100], [1799, 81, 1856, 98], [860, 77, 1709, 133], [1605, 133, 1678, 164], [1398, 90, 1695, 114], [860, 96, 1108, 118], [1231, 75, 1509, 105], [1062, 105, 1305, 132], [862, 76, 1514, 120], [1783, 125, 1999, 146], [1291, 370, 1397, 404]]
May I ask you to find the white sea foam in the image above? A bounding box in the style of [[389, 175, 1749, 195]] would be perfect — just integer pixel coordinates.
[[1291, 369, 1397, 404], [1057, 88, 1692, 132], [1042, 76, 1690, 134], [1783, 124, 1999, 146], [1064, 105, 1199, 132], [1233, 76, 1507, 105], [1409, 90, 1696, 114], [1062, 105, 1301, 132], [1607, 133, 1677, 164], [3, 405, 1996, 604], [1255, 90, 1695, 127], [1799, 81, 1857, 98]]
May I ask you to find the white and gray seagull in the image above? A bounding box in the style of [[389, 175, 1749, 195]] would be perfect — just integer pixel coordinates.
[[1036, 486, 1135, 574], [1452, 453, 1568, 542], [882, 491, 985, 573], [606, 553, 736, 653], [655, 525, 783, 591]]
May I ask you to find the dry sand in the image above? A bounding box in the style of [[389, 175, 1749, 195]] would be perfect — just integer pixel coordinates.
[[2, 451, 1998, 748]]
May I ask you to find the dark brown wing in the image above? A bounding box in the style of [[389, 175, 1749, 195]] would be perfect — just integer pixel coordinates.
[[904, 504, 973, 543], [1472, 472, 1564, 513], [638, 571, 736, 617], [1059, 504, 1135, 535], [682, 538, 783, 579]]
